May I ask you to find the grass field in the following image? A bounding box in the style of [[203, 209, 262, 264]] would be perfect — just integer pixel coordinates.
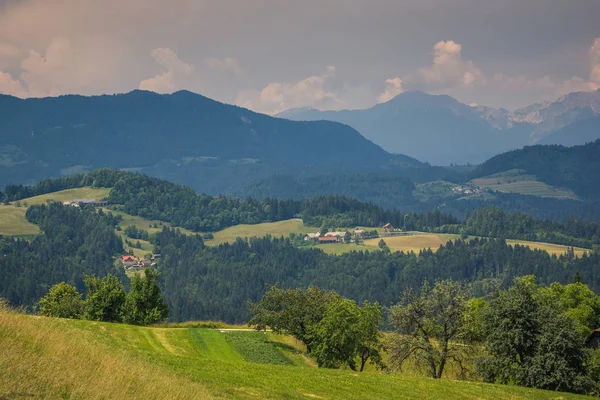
[[0, 187, 111, 237], [99, 208, 195, 258], [1, 308, 591, 400], [506, 239, 589, 257], [470, 169, 578, 200], [0, 205, 39, 236], [19, 187, 112, 205], [208, 219, 315, 246], [365, 233, 461, 253], [321, 233, 590, 257]]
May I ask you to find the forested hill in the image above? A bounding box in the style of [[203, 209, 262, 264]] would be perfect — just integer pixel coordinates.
[[471, 139, 600, 200], [0, 90, 420, 192], [4, 168, 600, 249]]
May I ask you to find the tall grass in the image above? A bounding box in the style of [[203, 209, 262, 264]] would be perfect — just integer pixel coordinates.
[[0, 306, 214, 399]]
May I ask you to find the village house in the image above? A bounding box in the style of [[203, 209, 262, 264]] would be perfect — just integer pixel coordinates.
[[383, 223, 393, 230], [303, 232, 321, 241], [325, 231, 346, 238], [63, 198, 109, 207], [353, 229, 365, 238], [121, 255, 138, 267]]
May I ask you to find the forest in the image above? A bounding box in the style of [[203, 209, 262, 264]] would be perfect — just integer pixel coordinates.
[[154, 228, 600, 323], [0, 203, 125, 306], [4, 201, 600, 323]]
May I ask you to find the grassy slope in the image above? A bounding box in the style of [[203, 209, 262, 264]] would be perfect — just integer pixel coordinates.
[[1, 309, 591, 400], [208, 219, 315, 246], [470, 169, 578, 200], [21, 187, 112, 205], [102, 208, 195, 258], [0, 187, 110, 237], [0, 205, 39, 236]]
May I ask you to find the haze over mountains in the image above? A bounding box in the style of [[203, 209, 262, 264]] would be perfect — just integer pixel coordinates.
[[278, 89, 600, 165]]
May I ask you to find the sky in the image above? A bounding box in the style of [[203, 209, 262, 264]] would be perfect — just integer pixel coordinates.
[[0, 0, 599, 114]]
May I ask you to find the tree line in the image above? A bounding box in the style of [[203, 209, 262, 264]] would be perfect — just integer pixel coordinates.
[[250, 277, 600, 395], [153, 227, 600, 323], [38, 269, 168, 325]]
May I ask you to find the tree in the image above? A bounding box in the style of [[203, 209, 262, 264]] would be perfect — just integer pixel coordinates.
[[539, 281, 600, 338], [477, 276, 594, 394], [249, 285, 340, 353], [121, 268, 168, 325], [310, 298, 384, 371], [343, 232, 352, 244], [378, 239, 390, 253], [389, 280, 471, 379], [39, 282, 84, 319], [355, 300, 385, 371], [84, 274, 126, 322]]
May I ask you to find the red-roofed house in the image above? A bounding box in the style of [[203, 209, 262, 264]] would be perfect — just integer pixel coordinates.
[[121, 255, 137, 266]]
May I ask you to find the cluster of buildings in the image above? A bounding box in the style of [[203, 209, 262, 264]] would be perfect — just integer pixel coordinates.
[[304, 229, 366, 244], [452, 185, 484, 196], [120, 254, 160, 269], [62, 198, 109, 207]]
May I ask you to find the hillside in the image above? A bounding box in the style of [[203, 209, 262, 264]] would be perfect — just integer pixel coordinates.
[[0, 90, 421, 193], [471, 139, 600, 200], [538, 116, 600, 147], [0, 309, 592, 400]]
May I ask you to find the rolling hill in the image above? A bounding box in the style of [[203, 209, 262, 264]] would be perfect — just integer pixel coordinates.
[[1, 308, 592, 400], [0, 90, 421, 193], [471, 139, 600, 200]]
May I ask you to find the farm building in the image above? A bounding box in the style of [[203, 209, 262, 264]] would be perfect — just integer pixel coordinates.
[[63, 198, 109, 207], [121, 255, 138, 267], [325, 231, 346, 238], [303, 232, 321, 241]]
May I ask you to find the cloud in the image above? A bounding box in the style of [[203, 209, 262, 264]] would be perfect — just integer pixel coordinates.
[[0, 70, 27, 97], [377, 77, 404, 103], [415, 40, 485, 90], [0, 36, 124, 97], [139, 48, 194, 93], [396, 38, 600, 108], [204, 57, 243, 76], [590, 38, 600, 83], [235, 66, 343, 114]]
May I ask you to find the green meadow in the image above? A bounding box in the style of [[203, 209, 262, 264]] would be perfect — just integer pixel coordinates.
[[1, 308, 592, 400]]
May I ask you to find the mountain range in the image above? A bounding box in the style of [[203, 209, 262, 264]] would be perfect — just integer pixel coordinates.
[[278, 89, 600, 165], [0, 90, 421, 193]]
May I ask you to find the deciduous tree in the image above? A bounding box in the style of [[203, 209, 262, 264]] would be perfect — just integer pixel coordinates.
[[84, 274, 126, 322], [121, 268, 168, 325], [389, 280, 471, 379], [39, 282, 84, 319]]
